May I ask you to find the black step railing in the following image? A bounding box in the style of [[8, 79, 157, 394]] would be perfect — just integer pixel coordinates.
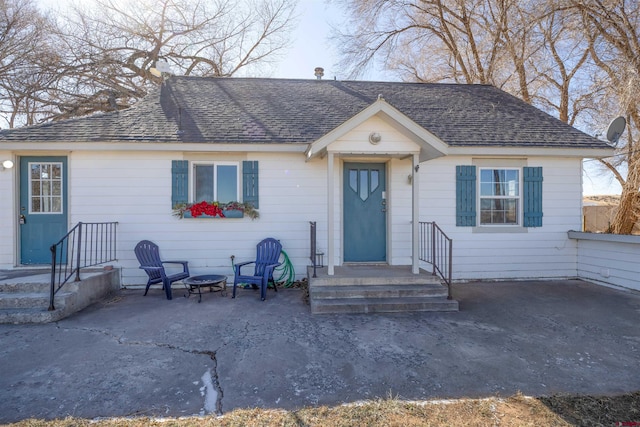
[[419, 221, 453, 299], [49, 222, 118, 311], [309, 221, 317, 278]]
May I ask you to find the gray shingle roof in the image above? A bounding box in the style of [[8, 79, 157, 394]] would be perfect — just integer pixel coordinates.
[[0, 77, 610, 149]]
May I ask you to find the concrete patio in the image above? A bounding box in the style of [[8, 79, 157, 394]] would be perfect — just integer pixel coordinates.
[[0, 279, 639, 422]]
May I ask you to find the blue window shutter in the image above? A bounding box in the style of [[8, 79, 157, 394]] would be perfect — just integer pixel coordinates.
[[171, 160, 189, 208], [456, 165, 476, 226], [243, 161, 259, 209], [523, 166, 543, 227]]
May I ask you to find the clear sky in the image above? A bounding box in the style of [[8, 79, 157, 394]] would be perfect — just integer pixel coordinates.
[[273, 0, 344, 80], [35, 0, 622, 194], [271, 0, 394, 81]]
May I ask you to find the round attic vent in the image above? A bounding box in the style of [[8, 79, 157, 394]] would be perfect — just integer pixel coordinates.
[[369, 132, 382, 145]]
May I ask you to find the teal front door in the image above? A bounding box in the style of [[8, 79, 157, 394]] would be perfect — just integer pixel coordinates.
[[19, 157, 68, 264], [343, 162, 386, 262]]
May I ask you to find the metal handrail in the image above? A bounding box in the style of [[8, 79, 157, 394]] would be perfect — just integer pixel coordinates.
[[309, 221, 317, 278], [419, 221, 453, 299], [49, 222, 118, 311]]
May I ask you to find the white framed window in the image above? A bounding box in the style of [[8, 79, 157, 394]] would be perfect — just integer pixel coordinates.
[[191, 161, 239, 204], [28, 162, 64, 214], [479, 168, 520, 225]]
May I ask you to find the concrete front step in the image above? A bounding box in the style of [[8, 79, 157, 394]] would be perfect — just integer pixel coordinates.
[[310, 274, 442, 287], [311, 284, 448, 299], [0, 282, 54, 293], [0, 307, 68, 324], [307, 266, 457, 314], [0, 291, 73, 309], [311, 296, 459, 314]]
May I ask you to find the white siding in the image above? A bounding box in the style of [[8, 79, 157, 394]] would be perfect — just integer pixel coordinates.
[[570, 232, 640, 291], [0, 152, 15, 267], [389, 158, 413, 265], [419, 156, 582, 280], [68, 151, 329, 286], [0, 145, 588, 284]]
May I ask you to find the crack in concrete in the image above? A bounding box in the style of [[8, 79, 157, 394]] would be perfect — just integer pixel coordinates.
[[56, 325, 225, 415], [195, 350, 224, 415]]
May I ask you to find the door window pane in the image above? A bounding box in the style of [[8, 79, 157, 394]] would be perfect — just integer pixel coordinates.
[[42, 196, 50, 212], [31, 164, 40, 179], [359, 170, 369, 201], [52, 164, 61, 179], [52, 197, 62, 213], [29, 162, 63, 214], [371, 170, 379, 193], [349, 170, 358, 193]]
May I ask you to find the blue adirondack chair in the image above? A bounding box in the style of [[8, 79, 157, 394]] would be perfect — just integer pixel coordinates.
[[233, 238, 282, 301], [134, 240, 190, 300]]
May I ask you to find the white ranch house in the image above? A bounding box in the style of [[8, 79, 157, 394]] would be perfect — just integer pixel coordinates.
[[0, 77, 613, 289]]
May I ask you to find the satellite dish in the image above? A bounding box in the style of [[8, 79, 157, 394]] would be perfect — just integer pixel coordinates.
[[155, 60, 173, 74], [150, 60, 173, 78], [606, 116, 626, 144]]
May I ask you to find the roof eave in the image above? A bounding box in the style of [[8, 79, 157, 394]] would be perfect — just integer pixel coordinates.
[[447, 145, 615, 158], [0, 141, 309, 153]]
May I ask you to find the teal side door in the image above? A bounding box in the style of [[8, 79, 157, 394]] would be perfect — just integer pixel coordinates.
[[19, 156, 68, 264], [343, 162, 386, 262]]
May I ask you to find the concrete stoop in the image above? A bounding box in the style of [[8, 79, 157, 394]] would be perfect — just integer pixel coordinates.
[[308, 267, 459, 314], [0, 269, 121, 324]]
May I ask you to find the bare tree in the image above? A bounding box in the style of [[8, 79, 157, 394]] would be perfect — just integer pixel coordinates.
[[574, 0, 640, 234], [334, 0, 597, 116], [0, 0, 297, 125], [529, 1, 593, 125], [335, 0, 536, 93], [46, 0, 297, 119], [0, 0, 56, 127]]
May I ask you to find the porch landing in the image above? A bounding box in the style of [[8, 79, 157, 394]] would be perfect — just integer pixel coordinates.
[[308, 265, 458, 314]]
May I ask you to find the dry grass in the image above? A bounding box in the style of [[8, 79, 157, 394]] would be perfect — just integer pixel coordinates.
[[6, 392, 640, 427]]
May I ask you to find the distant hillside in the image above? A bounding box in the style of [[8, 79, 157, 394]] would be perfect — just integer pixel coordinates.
[[583, 195, 620, 206]]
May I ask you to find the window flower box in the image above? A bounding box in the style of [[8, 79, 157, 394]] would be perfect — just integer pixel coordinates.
[[222, 209, 244, 218], [173, 201, 258, 219]]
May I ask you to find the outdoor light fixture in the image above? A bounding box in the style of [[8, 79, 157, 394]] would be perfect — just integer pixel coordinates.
[[368, 132, 381, 145], [0, 160, 14, 171]]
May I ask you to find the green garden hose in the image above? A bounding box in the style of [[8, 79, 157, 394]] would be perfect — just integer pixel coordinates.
[[274, 250, 296, 288]]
